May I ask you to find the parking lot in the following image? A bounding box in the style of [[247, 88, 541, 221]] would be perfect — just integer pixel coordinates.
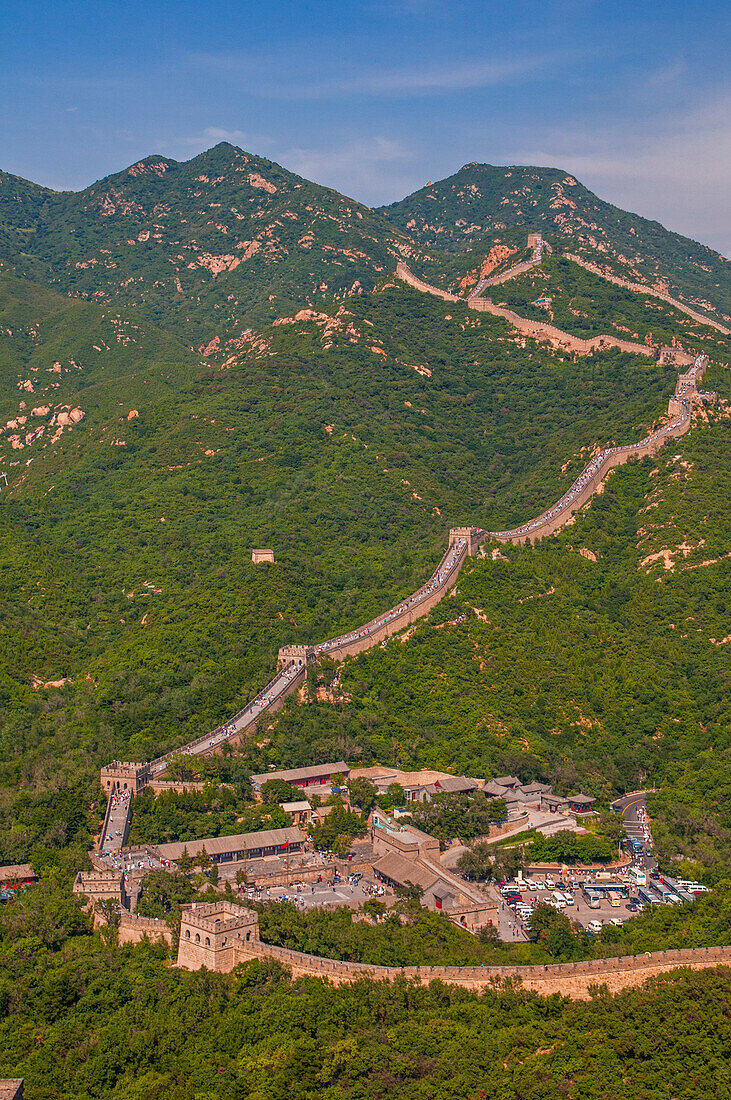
[[494, 877, 648, 939]]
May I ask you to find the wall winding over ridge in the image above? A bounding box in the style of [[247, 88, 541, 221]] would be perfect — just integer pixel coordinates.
[[128, 265, 711, 772], [564, 253, 731, 335], [232, 940, 731, 1001], [397, 262, 652, 357]]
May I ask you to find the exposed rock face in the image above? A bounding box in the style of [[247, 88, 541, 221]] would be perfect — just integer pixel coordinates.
[[53, 406, 85, 427]]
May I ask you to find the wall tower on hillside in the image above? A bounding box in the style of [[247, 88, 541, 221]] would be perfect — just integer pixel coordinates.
[[177, 901, 260, 972]]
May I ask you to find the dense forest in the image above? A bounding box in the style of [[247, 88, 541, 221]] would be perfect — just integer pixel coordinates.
[[1, 876, 731, 1098]]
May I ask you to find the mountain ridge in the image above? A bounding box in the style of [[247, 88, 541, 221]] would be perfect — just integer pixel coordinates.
[[378, 161, 730, 320], [0, 144, 728, 345]]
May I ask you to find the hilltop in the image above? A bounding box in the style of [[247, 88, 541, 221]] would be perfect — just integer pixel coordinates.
[[378, 162, 730, 322], [0, 143, 424, 345], [1, 146, 729, 354]]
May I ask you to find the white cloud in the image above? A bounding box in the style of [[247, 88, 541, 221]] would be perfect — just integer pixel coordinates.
[[282, 137, 416, 205], [201, 127, 249, 144], [338, 56, 537, 95], [188, 50, 551, 100], [512, 93, 731, 255]]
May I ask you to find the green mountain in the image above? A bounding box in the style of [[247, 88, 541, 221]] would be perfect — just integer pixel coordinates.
[[2, 146, 730, 352], [378, 162, 731, 321], [0, 143, 425, 346]]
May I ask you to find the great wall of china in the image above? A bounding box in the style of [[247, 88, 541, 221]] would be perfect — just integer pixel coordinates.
[[98, 246, 715, 808], [90, 241, 729, 999], [164, 900, 731, 1000]]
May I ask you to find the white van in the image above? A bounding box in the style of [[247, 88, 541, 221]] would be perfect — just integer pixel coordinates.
[[587, 920, 603, 934]]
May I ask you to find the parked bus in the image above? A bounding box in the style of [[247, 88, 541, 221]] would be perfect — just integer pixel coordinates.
[[608, 891, 622, 908], [662, 876, 695, 903], [628, 867, 646, 886], [583, 887, 601, 909], [638, 886, 661, 906]]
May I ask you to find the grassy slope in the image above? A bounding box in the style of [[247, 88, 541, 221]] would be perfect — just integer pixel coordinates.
[[378, 163, 731, 319]]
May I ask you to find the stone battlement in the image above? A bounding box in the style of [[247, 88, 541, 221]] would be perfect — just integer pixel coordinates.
[[177, 901, 260, 972], [228, 937, 731, 1001]]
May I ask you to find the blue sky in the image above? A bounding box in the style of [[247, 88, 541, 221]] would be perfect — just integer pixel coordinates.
[[1, 0, 729, 253]]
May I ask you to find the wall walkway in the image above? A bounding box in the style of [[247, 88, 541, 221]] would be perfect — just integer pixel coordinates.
[[564, 254, 731, 335]]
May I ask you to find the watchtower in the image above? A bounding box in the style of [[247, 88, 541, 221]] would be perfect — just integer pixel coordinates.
[[100, 761, 150, 794], [277, 644, 314, 669], [449, 527, 483, 556], [177, 901, 260, 972]]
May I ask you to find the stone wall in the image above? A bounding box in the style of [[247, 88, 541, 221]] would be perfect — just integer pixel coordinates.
[[396, 262, 459, 301], [320, 566, 465, 663], [118, 912, 173, 946], [396, 262, 654, 357], [467, 295, 653, 357], [232, 939, 731, 1001], [489, 417, 690, 546]]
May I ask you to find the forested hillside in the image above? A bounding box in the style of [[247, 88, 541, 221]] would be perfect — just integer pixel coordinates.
[[0, 139, 730, 1097], [2, 274, 689, 861], [0, 144, 424, 342], [253, 393, 731, 881]]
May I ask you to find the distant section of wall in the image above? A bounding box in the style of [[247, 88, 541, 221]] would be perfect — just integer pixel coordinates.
[[467, 295, 653, 357], [396, 262, 459, 301], [397, 261, 654, 356], [564, 253, 731, 335]]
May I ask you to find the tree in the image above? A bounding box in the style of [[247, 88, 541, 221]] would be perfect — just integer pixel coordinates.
[[528, 903, 587, 960], [135, 870, 194, 924], [347, 778, 377, 814], [477, 922, 501, 946], [260, 778, 295, 804], [176, 846, 194, 874], [235, 866, 248, 888], [195, 845, 212, 872], [209, 862, 219, 886], [457, 840, 495, 881], [332, 833, 351, 859], [491, 845, 525, 881], [377, 783, 406, 812], [363, 899, 387, 921], [95, 898, 121, 947]]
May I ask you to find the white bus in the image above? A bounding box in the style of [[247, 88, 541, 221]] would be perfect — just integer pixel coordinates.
[[628, 867, 646, 886]]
